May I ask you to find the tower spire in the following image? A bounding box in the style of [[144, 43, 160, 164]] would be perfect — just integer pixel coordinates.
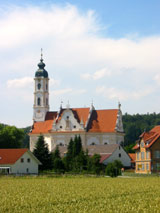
[[41, 48, 43, 61]]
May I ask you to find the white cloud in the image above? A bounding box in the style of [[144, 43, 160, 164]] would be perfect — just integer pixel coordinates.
[[82, 68, 111, 80], [96, 86, 154, 101], [7, 77, 33, 89]]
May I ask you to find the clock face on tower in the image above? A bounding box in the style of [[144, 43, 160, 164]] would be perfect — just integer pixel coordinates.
[[36, 110, 43, 118]]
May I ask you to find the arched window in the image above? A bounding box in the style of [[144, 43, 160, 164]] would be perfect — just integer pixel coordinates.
[[46, 98, 48, 105], [37, 97, 41, 106], [37, 83, 41, 90], [46, 84, 48, 90]]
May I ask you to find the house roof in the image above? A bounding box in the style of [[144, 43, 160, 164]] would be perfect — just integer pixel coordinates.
[[128, 153, 136, 163], [0, 149, 28, 165], [53, 144, 119, 160], [133, 125, 160, 150], [30, 108, 119, 134]]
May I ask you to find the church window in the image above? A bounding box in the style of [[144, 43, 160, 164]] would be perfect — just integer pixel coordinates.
[[46, 98, 48, 105], [91, 142, 95, 145], [60, 126, 62, 129], [26, 168, 29, 173], [37, 98, 41, 106], [37, 83, 41, 90], [73, 125, 76, 128], [66, 116, 69, 119], [46, 84, 48, 90]]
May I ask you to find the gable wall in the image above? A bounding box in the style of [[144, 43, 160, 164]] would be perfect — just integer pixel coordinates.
[[10, 152, 39, 174], [103, 146, 131, 167]]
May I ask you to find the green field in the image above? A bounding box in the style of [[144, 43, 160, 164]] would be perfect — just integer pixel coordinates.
[[0, 176, 160, 213]]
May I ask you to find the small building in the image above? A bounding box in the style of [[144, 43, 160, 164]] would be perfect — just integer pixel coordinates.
[[55, 144, 131, 168], [133, 126, 160, 174], [0, 149, 41, 175], [128, 153, 136, 169]]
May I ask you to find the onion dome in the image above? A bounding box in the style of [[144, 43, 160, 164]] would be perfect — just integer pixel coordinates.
[[35, 50, 48, 78]]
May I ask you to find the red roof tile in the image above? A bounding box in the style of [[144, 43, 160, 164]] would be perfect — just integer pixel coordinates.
[[0, 149, 28, 165], [100, 154, 111, 163], [30, 108, 119, 134], [133, 125, 160, 150], [128, 153, 136, 163]]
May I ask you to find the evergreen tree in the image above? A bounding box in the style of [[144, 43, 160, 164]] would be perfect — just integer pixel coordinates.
[[33, 135, 52, 171], [105, 160, 123, 177], [52, 146, 64, 173], [90, 154, 102, 175]]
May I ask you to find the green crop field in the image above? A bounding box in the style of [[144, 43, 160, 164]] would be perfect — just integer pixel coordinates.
[[0, 176, 160, 213]]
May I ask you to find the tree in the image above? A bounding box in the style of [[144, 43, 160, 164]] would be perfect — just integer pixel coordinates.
[[106, 160, 123, 177], [90, 154, 102, 175], [33, 135, 52, 171], [52, 146, 64, 173], [0, 125, 24, 148]]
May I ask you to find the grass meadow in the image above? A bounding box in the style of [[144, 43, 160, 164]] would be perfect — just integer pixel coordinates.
[[0, 176, 160, 213]]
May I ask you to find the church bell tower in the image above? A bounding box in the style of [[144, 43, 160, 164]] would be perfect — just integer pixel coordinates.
[[33, 50, 49, 122]]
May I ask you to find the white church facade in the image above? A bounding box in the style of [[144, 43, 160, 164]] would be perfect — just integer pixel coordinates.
[[29, 55, 125, 152]]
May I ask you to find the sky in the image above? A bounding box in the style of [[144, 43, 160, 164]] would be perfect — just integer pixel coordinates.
[[0, 0, 160, 127]]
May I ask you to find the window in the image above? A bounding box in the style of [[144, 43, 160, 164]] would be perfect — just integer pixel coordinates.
[[46, 98, 48, 105], [146, 163, 149, 171], [66, 116, 69, 119], [137, 152, 140, 160], [27, 158, 30, 163], [37, 97, 41, 106], [60, 126, 62, 129], [73, 125, 76, 128], [141, 152, 145, 160], [119, 153, 121, 158], [141, 141, 144, 147], [146, 151, 150, 159], [154, 150, 160, 158], [142, 164, 144, 170], [37, 83, 41, 90], [46, 84, 48, 90], [156, 163, 160, 171], [21, 158, 24, 163], [91, 142, 95, 145], [104, 142, 108, 145], [26, 168, 29, 173]]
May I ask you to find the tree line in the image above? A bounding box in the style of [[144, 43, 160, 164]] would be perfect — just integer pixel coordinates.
[[33, 134, 123, 177]]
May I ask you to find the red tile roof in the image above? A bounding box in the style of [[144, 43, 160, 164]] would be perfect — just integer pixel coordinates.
[[133, 125, 160, 150], [100, 154, 112, 163], [128, 153, 136, 163], [30, 108, 119, 134], [0, 149, 28, 165]]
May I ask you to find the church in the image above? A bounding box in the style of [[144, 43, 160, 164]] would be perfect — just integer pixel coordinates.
[[29, 55, 125, 152]]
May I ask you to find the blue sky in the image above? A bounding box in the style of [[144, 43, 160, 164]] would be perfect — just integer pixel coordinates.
[[0, 0, 160, 127]]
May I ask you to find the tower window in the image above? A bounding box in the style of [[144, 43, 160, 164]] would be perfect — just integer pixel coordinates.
[[46, 84, 48, 90], [37, 83, 41, 90], [46, 98, 48, 105], [37, 98, 41, 106]]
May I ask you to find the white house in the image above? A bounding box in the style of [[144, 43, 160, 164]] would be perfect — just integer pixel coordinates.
[[0, 149, 41, 174]]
